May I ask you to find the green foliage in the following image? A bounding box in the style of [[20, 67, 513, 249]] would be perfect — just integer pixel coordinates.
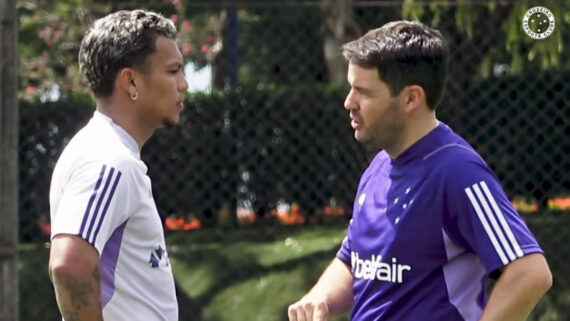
[[18, 0, 94, 99], [235, 7, 328, 85], [402, 0, 569, 78], [19, 0, 570, 100], [143, 84, 365, 226], [19, 73, 568, 240], [17, 0, 214, 100]]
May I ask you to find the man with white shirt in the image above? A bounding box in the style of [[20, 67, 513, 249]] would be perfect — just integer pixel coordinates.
[[48, 9, 188, 321]]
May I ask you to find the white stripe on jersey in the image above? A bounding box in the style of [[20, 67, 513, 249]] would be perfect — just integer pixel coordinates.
[[480, 181, 524, 258], [464, 186, 509, 265], [465, 180, 522, 264], [471, 184, 516, 261]]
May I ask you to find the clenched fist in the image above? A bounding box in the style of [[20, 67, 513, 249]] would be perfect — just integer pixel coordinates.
[[288, 299, 330, 321]]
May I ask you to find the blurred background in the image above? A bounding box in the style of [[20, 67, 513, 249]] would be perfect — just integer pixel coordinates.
[[1, 0, 569, 320]]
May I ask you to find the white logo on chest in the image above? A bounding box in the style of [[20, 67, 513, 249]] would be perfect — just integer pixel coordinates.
[[351, 252, 411, 283], [393, 186, 414, 224], [358, 193, 366, 208]]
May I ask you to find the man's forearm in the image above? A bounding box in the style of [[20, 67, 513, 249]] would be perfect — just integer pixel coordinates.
[[288, 257, 353, 321], [304, 257, 353, 314], [51, 265, 104, 321]]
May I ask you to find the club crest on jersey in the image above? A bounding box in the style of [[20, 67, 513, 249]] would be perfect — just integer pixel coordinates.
[[148, 245, 170, 268], [351, 252, 411, 283]]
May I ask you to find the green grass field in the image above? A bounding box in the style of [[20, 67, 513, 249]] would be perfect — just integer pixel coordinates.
[[168, 226, 350, 321], [19, 221, 568, 321]]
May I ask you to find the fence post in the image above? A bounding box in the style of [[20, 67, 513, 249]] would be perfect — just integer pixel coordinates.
[[0, 0, 20, 320]]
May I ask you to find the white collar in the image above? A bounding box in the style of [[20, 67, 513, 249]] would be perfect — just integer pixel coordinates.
[[93, 110, 141, 159]]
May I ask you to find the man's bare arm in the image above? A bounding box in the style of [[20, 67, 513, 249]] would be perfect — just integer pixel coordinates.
[[288, 257, 353, 321], [479, 253, 552, 321], [49, 235, 104, 321]]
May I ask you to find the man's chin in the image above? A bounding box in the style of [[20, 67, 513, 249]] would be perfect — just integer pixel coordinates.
[[354, 131, 369, 144], [161, 117, 179, 129]]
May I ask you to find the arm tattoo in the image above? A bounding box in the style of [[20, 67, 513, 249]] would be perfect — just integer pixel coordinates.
[[92, 265, 101, 284], [57, 266, 103, 321]]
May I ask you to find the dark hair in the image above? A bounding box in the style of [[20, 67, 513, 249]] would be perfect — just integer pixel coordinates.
[[341, 20, 449, 110], [78, 10, 177, 97]]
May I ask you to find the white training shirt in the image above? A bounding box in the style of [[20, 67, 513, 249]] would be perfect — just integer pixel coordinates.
[[50, 111, 178, 321]]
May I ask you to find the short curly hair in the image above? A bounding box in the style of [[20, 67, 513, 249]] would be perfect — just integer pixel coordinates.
[[78, 10, 177, 97]]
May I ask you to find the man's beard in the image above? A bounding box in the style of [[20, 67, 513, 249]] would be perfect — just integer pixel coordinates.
[[162, 117, 177, 129], [369, 101, 402, 151]]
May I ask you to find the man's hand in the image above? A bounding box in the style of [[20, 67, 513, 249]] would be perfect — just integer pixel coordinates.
[[288, 299, 330, 321], [287, 258, 353, 321]]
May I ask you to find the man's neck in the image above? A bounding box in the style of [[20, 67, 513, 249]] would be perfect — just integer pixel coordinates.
[[387, 115, 438, 160], [96, 99, 152, 150]]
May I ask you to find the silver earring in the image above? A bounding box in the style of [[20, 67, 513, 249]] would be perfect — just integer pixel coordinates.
[[131, 92, 139, 100]]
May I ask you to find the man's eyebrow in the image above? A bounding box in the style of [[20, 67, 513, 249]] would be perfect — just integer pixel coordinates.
[[167, 62, 183, 68], [353, 85, 372, 94]]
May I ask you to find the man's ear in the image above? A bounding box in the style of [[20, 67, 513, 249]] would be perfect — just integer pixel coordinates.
[[117, 68, 138, 98], [400, 85, 426, 113]]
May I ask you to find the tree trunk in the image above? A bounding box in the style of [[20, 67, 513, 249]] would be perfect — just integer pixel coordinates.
[[320, 0, 361, 84], [0, 0, 20, 320], [208, 8, 238, 90]]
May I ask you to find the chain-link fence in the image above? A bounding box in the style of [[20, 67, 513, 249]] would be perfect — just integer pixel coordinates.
[[16, 1, 570, 320]]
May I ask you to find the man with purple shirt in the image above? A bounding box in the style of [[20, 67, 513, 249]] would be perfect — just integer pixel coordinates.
[[288, 20, 552, 321]]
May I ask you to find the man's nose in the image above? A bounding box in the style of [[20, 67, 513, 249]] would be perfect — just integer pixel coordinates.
[[344, 90, 356, 110]]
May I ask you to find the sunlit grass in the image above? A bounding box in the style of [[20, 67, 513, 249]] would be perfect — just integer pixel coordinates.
[[18, 221, 568, 321], [168, 226, 349, 321]]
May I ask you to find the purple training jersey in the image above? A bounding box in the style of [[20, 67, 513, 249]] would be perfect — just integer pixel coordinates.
[[337, 122, 543, 321]]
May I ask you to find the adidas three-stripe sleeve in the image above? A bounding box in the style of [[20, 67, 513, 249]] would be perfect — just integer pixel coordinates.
[[444, 157, 542, 276], [51, 158, 134, 255]]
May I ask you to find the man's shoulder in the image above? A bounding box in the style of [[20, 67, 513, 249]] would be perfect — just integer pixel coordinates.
[[424, 124, 484, 165], [425, 142, 483, 164], [362, 150, 391, 177], [422, 130, 491, 183], [59, 123, 138, 174], [371, 149, 391, 166]]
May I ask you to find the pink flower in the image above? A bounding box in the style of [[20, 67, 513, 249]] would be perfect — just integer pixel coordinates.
[[182, 43, 191, 55], [38, 26, 52, 41], [171, 0, 181, 5], [42, 51, 48, 58], [170, 15, 178, 24], [201, 44, 210, 53], [207, 35, 214, 42], [26, 86, 38, 94], [182, 19, 192, 32]]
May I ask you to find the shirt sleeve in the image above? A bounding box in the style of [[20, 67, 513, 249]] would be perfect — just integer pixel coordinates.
[[443, 154, 543, 275], [51, 158, 135, 255]]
